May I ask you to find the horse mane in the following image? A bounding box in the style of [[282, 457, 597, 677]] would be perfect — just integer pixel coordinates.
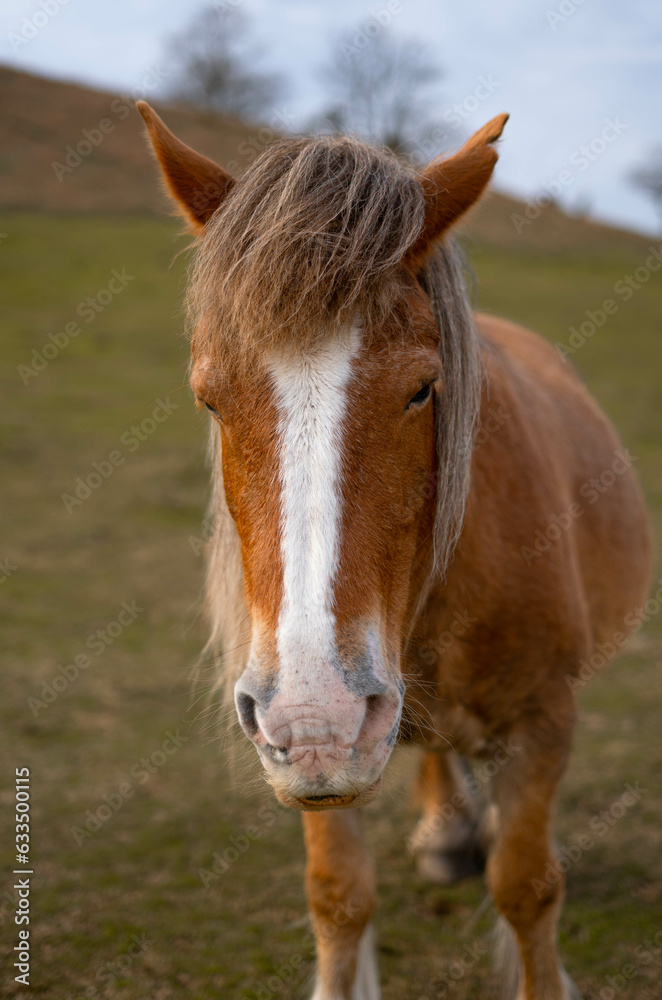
[[187, 134, 426, 362], [190, 135, 482, 690]]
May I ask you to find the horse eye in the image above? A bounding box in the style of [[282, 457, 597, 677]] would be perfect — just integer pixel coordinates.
[[200, 399, 222, 420], [406, 383, 432, 410]]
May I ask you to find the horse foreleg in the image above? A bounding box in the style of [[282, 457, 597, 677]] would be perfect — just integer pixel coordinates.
[[487, 712, 577, 1000], [302, 810, 379, 1000], [409, 750, 487, 884]]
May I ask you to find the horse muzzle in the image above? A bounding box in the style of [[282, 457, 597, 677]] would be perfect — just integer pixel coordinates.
[[234, 664, 403, 810]]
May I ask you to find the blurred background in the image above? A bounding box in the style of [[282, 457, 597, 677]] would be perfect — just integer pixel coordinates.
[[1, 2, 661, 998]]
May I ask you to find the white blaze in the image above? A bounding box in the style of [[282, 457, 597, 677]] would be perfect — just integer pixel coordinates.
[[269, 330, 361, 688]]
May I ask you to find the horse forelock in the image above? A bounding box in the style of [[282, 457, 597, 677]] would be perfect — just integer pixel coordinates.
[[186, 134, 426, 363]]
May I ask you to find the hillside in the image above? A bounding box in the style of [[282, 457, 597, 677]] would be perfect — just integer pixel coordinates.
[[1, 64, 654, 259], [0, 65, 257, 215]]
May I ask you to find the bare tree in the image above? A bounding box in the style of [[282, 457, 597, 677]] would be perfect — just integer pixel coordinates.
[[629, 149, 662, 232], [163, 5, 286, 122], [317, 27, 443, 153]]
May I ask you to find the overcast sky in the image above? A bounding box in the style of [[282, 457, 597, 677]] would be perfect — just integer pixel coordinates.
[[3, 0, 661, 236]]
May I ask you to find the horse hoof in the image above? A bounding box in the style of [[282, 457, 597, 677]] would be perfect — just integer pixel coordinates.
[[415, 842, 485, 885]]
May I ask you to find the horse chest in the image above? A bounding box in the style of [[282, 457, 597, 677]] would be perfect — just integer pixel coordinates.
[[401, 687, 495, 757]]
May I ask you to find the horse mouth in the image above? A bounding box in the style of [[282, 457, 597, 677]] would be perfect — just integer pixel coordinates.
[[286, 778, 383, 812], [298, 793, 358, 809]]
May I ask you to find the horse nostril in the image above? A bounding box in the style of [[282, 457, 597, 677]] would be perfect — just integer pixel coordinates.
[[358, 689, 401, 745], [236, 691, 258, 738], [365, 692, 386, 719]]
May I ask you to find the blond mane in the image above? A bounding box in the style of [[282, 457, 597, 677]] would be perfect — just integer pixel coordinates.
[[187, 135, 427, 361]]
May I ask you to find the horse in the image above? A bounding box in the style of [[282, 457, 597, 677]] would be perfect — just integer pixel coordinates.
[[137, 101, 652, 1000]]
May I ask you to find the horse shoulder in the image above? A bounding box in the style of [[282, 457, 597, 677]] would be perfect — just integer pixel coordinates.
[[414, 311, 650, 724]]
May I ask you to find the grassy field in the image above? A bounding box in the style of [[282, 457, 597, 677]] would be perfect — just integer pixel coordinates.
[[1, 211, 661, 1000]]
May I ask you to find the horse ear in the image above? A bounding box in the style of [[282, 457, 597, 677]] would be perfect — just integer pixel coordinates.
[[408, 113, 509, 266], [137, 101, 236, 231]]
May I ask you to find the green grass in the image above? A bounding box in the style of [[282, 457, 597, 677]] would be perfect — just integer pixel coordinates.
[[1, 212, 660, 999]]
